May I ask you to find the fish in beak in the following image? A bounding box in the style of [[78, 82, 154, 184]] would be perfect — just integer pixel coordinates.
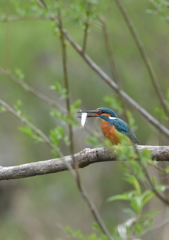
[[77, 110, 100, 127]]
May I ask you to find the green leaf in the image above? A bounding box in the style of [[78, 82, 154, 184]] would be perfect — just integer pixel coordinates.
[[107, 192, 133, 202], [130, 196, 142, 213], [49, 126, 65, 146], [140, 210, 159, 220], [50, 82, 67, 97], [19, 125, 43, 142], [142, 190, 155, 205], [156, 185, 166, 192], [70, 99, 81, 115], [125, 175, 141, 195], [15, 68, 25, 81], [123, 208, 136, 218], [14, 100, 22, 115]]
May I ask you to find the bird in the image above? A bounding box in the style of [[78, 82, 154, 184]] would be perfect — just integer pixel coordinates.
[[78, 107, 138, 145]]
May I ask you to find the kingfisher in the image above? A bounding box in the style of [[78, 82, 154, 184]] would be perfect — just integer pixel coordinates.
[[78, 107, 138, 145]]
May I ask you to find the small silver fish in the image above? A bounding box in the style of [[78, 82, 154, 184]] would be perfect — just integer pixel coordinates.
[[81, 112, 87, 128]]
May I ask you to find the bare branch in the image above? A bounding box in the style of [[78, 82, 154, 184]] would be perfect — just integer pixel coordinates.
[[114, 0, 169, 116], [0, 146, 169, 181]]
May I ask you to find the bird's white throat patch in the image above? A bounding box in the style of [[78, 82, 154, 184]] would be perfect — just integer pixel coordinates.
[[109, 117, 117, 120]]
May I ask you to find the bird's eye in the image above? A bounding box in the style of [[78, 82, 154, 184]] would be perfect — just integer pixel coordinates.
[[97, 110, 102, 114]]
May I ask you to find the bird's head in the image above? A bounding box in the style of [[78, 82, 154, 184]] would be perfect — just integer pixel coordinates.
[[78, 107, 117, 120]]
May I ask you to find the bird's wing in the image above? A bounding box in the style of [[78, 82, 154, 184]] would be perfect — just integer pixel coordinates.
[[109, 118, 138, 143]]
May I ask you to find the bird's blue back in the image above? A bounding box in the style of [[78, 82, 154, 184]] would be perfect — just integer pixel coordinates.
[[100, 114, 138, 144]]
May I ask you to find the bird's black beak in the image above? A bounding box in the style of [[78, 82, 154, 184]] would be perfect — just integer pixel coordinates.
[[77, 110, 99, 118]]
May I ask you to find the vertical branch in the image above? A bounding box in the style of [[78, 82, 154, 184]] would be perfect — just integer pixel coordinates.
[[99, 16, 129, 123], [5, 3, 10, 70], [57, 9, 79, 174], [57, 9, 112, 239], [82, 2, 91, 53], [36, 3, 112, 237], [115, 0, 169, 116]]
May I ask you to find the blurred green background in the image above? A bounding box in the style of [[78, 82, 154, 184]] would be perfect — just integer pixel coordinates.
[[0, 0, 169, 239]]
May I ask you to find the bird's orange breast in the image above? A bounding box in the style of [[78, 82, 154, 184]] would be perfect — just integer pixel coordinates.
[[100, 120, 120, 144]]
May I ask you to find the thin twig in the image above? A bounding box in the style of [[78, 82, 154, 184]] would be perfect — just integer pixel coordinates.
[[82, 2, 91, 53], [57, 8, 78, 175], [98, 16, 128, 123], [114, 0, 169, 116]]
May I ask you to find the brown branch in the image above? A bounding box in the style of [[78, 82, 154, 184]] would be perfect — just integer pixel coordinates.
[[0, 146, 169, 181], [114, 0, 169, 116], [57, 9, 78, 172], [57, 10, 112, 239]]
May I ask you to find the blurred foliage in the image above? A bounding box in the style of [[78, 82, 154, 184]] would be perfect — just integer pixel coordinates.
[[0, 0, 169, 239]]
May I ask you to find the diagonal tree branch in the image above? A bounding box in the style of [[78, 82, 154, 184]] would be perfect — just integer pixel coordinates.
[[60, 30, 169, 139], [0, 146, 169, 181]]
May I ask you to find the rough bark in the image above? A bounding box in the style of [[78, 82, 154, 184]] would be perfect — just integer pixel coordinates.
[[0, 145, 169, 181]]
